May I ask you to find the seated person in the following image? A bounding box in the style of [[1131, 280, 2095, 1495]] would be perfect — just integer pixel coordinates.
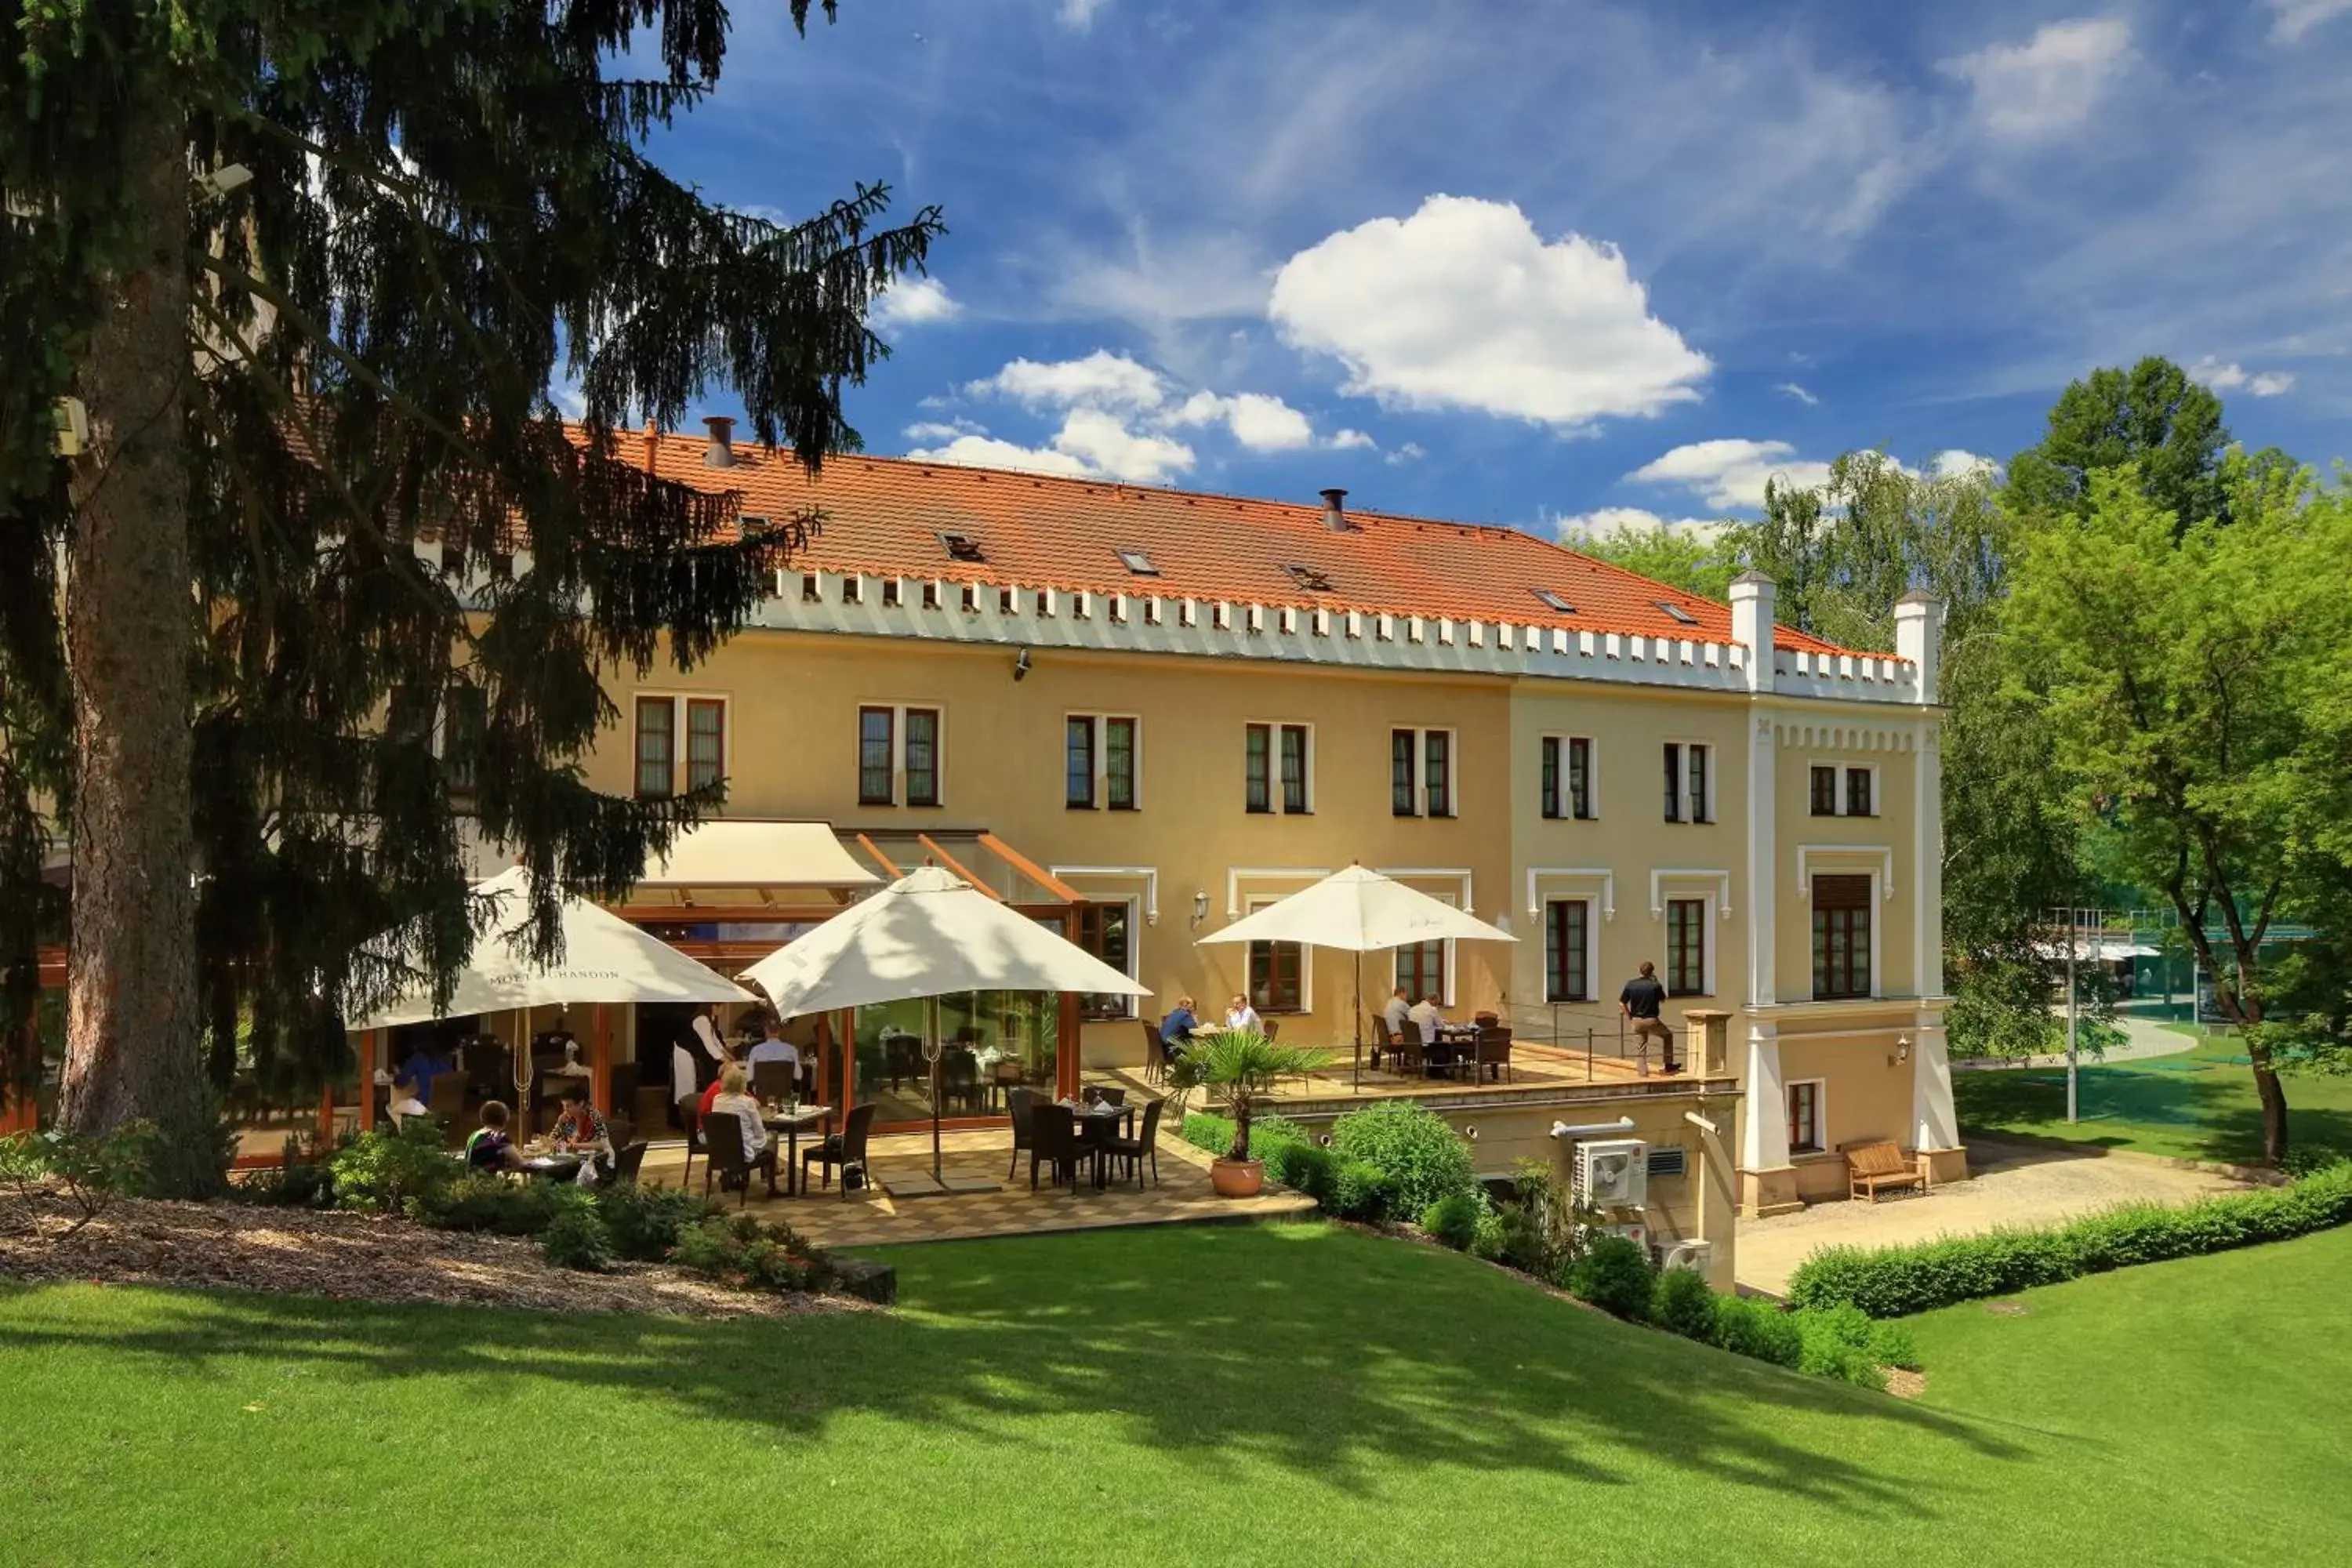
[[548, 1084, 613, 1179], [464, 1101, 523, 1171], [1407, 993, 1446, 1041], [747, 1021, 800, 1073], [1159, 996, 1200, 1059], [1225, 993, 1262, 1033], [1381, 985, 1411, 1040], [397, 1046, 450, 1107], [698, 1069, 730, 1121], [707, 1065, 779, 1194], [387, 1074, 430, 1127]]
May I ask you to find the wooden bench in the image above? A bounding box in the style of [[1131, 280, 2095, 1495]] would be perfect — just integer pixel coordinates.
[[1842, 1138, 1926, 1203]]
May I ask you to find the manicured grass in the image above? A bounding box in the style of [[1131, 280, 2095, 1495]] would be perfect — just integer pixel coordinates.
[[0, 1220, 2340, 1566], [1906, 1225, 2352, 1555], [1954, 1036, 2352, 1165]]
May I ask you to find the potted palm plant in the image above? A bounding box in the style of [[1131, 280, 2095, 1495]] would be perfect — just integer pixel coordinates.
[[1191, 1030, 1330, 1197]]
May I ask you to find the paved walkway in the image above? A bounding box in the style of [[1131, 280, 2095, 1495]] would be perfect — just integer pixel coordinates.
[[1951, 1011, 2203, 1074], [1733, 1133, 2258, 1297]]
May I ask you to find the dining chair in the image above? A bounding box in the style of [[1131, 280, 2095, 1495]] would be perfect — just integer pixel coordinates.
[[1136, 1020, 1165, 1083], [1475, 1025, 1514, 1084], [1105, 1098, 1163, 1189], [1006, 1087, 1039, 1179], [1398, 1020, 1428, 1078], [679, 1104, 706, 1190], [608, 1141, 649, 1187], [752, 1061, 798, 1102], [1029, 1102, 1081, 1192], [1369, 1014, 1397, 1073], [804, 1102, 877, 1198], [702, 1112, 777, 1207]]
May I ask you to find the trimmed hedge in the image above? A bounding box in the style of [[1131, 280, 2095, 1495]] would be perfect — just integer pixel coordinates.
[[1789, 1162, 2352, 1318], [1327, 1102, 1478, 1214]]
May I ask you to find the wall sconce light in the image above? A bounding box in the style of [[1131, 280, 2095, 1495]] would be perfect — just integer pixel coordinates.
[[1190, 891, 1210, 929], [1889, 1034, 1912, 1068]]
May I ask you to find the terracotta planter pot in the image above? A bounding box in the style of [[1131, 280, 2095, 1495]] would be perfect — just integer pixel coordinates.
[[1210, 1156, 1265, 1198]]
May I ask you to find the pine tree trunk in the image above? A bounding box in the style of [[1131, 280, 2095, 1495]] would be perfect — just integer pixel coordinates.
[[56, 96, 215, 1195]]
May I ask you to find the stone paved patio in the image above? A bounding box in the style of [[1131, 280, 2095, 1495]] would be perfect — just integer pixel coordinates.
[[637, 1123, 1314, 1249]]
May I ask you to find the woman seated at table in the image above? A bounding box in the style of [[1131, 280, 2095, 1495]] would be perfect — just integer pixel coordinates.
[[464, 1101, 524, 1172], [708, 1065, 779, 1193], [1224, 993, 1261, 1033], [548, 1083, 613, 1179]]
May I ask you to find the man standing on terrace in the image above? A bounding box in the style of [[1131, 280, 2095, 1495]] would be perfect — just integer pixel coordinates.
[[1620, 961, 1679, 1075]]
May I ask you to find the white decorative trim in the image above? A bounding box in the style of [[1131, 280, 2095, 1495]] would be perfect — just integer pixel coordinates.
[[746, 572, 1919, 705], [1524, 867, 1615, 920], [1225, 866, 1331, 920], [1372, 866, 1475, 917], [1650, 869, 1733, 920], [1050, 865, 1159, 926], [1796, 844, 1896, 899]]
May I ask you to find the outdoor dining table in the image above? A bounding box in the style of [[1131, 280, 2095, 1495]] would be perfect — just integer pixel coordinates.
[[760, 1104, 834, 1197], [1060, 1099, 1134, 1190], [517, 1150, 585, 1182]]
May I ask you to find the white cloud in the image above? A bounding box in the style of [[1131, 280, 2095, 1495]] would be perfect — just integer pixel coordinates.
[[1385, 442, 1425, 466], [1774, 381, 1820, 406], [902, 418, 984, 442], [902, 433, 1094, 479], [1942, 18, 2133, 139], [1051, 409, 1194, 482], [1058, 0, 1110, 31], [1553, 506, 1726, 542], [1268, 195, 1710, 430], [1171, 390, 1318, 452], [871, 275, 960, 329], [2267, 1, 2352, 42], [1928, 449, 2001, 480], [971, 350, 1168, 412], [1627, 438, 1834, 510], [1330, 428, 1375, 451], [2189, 357, 2296, 397]]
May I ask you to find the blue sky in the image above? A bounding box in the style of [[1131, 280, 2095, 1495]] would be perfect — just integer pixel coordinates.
[[641, 0, 2352, 538]]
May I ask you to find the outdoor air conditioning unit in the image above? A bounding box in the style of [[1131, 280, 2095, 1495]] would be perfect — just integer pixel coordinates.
[[1574, 1138, 1648, 1210], [1657, 1239, 1714, 1274]]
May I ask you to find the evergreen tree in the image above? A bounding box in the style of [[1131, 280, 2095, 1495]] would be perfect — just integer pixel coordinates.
[[0, 0, 940, 1191]]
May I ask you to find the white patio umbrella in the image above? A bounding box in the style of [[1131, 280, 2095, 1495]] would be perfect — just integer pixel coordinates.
[[1196, 864, 1516, 1087], [350, 867, 756, 1131], [738, 865, 1149, 1180]]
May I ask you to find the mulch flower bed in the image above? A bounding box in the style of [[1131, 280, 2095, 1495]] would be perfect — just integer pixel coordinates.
[[0, 1188, 866, 1322]]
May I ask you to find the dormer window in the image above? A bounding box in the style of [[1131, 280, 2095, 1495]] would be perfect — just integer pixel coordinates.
[[1534, 588, 1576, 613], [1116, 548, 1158, 576], [1655, 600, 1700, 627], [940, 532, 985, 563]]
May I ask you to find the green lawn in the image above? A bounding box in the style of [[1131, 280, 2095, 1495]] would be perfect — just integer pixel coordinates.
[[2, 1221, 2343, 1566], [1954, 1035, 2352, 1164]]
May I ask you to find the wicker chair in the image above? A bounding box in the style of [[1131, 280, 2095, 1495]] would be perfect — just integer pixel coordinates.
[[803, 1102, 877, 1198], [1006, 1087, 1040, 1179], [1103, 1098, 1164, 1189], [1369, 1013, 1397, 1073], [1138, 1020, 1167, 1083], [1029, 1102, 1082, 1192], [702, 1109, 779, 1207], [1473, 1026, 1514, 1084]]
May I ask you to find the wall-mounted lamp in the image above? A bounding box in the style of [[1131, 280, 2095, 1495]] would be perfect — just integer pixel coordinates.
[[1189, 891, 1210, 929], [1889, 1033, 1912, 1068]]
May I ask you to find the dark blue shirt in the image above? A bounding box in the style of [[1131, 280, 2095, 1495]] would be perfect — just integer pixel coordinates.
[[1160, 1007, 1199, 1044]]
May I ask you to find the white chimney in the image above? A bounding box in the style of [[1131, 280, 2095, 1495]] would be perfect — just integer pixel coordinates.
[[1895, 590, 1942, 705], [1729, 571, 1775, 693], [702, 416, 735, 469]]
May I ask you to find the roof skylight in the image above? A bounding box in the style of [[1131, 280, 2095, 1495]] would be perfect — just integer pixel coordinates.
[[939, 532, 985, 563], [1533, 588, 1576, 613], [1655, 600, 1700, 626], [1282, 563, 1334, 593], [1116, 547, 1158, 575]]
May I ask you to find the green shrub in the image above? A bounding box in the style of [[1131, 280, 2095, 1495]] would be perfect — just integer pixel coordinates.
[[594, 1181, 716, 1261], [327, 1117, 455, 1211], [408, 1174, 561, 1235], [1565, 1235, 1654, 1319], [5, 1121, 169, 1229], [1421, 1190, 1483, 1250], [671, 1212, 835, 1294], [1711, 1294, 1803, 1369], [1788, 1163, 2352, 1317], [540, 1196, 614, 1272], [1261, 1140, 1334, 1202], [1329, 1102, 1476, 1214], [1792, 1304, 1889, 1389], [1650, 1265, 1717, 1341], [1327, 1159, 1392, 1222], [234, 1135, 334, 1209], [1866, 1318, 1921, 1372], [1248, 1113, 1308, 1152], [1470, 1206, 1508, 1261], [1179, 1112, 1235, 1158]]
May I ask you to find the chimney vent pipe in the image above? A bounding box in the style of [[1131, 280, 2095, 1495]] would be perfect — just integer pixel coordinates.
[[1319, 488, 1349, 532], [703, 416, 735, 469]]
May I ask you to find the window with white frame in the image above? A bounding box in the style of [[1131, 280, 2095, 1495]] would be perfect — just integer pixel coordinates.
[[1811, 873, 1873, 1000], [1541, 735, 1596, 820], [1066, 714, 1139, 811], [1391, 728, 1457, 818], [1663, 741, 1713, 823], [1544, 898, 1593, 1002], [1073, 899, 1138, 1019], [857, 704, 942, 808], [1787, 1078, 1826, 1155], [1245, 723, 1312, 815], [1246, 894, 1308, 1013], [1810, 762, 1878, 818], [1395, 940, 1447, 1006], [633, 693, 728, 801], [1665, 897, 1709, 995]]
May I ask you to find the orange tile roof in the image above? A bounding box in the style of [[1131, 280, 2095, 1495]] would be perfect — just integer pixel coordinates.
[[606, 425, 1858, 658]]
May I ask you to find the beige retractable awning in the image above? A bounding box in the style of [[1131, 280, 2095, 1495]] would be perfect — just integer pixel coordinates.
[[637, 821, 880, 890]]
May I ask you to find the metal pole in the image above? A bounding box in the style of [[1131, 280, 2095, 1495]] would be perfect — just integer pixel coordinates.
[[2065, 910, 2079, 1125]]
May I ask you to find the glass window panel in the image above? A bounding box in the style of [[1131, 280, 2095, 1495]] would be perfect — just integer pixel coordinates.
[[1105, 717, 1136, 810], [1392, 730, 1416, 815], [1812, 766, 1838, 816], [858, 707, 894, 805], [1847, 767, 1872, 817], [685, 699, 724, 792], [634, 698, 673, 800], [1279, 725, 1309, 814], [1424, 731, 1451, 816], [1541, 737, 1561, 819], [1570, 737, 1592, 819], [1066, 717, 1096, 808], [905, 708, 940, 807], [1244, 724, 1271, 813]]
